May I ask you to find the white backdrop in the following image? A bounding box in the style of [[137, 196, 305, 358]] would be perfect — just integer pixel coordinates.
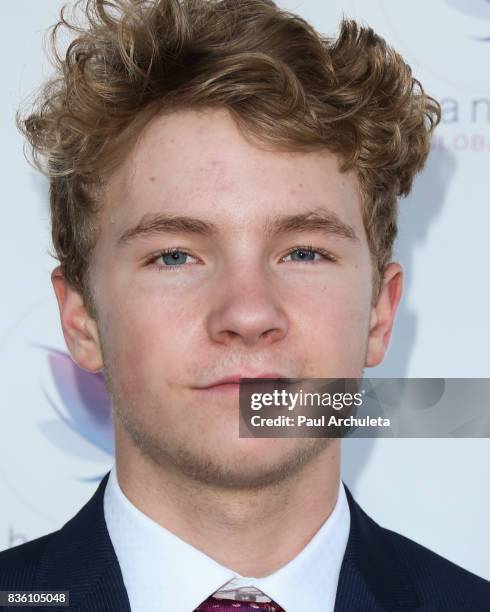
[[1, 0, 489, 581]]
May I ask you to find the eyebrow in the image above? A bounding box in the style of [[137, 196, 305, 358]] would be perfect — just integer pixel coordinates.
[[264, 209, 359, 242], [116, 208, 359, 247], [117, 214, 218, 246]]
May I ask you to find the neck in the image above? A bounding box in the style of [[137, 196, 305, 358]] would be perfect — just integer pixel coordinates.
[[115, 437, 341, 577]]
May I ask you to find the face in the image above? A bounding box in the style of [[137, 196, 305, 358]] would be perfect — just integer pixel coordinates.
[[54, 107, 402, 489]]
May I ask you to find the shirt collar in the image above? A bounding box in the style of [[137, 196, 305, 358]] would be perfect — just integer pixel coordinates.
[[104, 466, 350, 612]]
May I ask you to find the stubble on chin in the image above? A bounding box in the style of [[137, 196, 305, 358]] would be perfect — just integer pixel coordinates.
[[101, 338, 337, 492], [112, 398, 333, 491]]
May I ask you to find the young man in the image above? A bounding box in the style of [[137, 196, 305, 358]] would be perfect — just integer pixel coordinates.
[[1, 0, 489, 610]]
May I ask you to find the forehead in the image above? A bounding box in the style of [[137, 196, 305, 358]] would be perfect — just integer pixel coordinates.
[[104, 107, 364, 233]]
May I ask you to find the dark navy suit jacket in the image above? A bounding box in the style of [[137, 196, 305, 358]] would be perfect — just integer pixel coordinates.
[[0, 473, 489, 611]]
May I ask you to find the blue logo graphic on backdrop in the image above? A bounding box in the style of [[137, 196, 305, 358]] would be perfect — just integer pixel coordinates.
[[39, 346, 114, 482], [445, 0, 490, 40]]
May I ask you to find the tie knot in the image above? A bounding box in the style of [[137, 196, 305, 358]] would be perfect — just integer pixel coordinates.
[[195, 595, 285, 611]]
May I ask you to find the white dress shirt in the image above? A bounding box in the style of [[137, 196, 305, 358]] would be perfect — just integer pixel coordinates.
[[103, 466, 350, 612]]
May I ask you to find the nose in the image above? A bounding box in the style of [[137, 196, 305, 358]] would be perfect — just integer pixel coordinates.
[[205, 265, 289, 347]]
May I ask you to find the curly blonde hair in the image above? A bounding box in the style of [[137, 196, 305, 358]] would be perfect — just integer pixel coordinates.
[[18, 0, 440, 308]]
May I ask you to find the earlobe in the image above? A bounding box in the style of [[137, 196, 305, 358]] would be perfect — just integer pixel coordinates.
[[365, 262, 403, 368], [51, 267, 103, 372]]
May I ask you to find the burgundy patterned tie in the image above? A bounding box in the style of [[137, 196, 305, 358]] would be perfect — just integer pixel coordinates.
[[195, 595, 285, 611]]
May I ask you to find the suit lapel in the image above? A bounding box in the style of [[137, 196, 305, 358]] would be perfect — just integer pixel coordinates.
[[335, 484, 432, 612], [34, 472, 130, 612]]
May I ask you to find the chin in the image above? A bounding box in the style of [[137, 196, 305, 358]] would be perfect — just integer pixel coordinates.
[[165, 437, 331, 491]]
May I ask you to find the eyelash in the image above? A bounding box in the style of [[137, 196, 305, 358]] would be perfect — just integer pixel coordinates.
[[146, 245, 337, 271]]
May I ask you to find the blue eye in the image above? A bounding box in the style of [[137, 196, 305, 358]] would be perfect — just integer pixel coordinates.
[[160, 250, 189, 265], [287, 249, 317, 262], [149, 249, 197, 269], [282, 246, 335, 263]]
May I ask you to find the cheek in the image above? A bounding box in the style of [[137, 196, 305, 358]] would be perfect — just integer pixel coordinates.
[[301, 293, 369, 339], [290, 274, 371, 365], [97, 287, 191, 397]]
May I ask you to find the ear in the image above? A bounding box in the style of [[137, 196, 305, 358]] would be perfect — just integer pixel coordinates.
[[51, 266, 103, 372], [365, 262, 403, 368]]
